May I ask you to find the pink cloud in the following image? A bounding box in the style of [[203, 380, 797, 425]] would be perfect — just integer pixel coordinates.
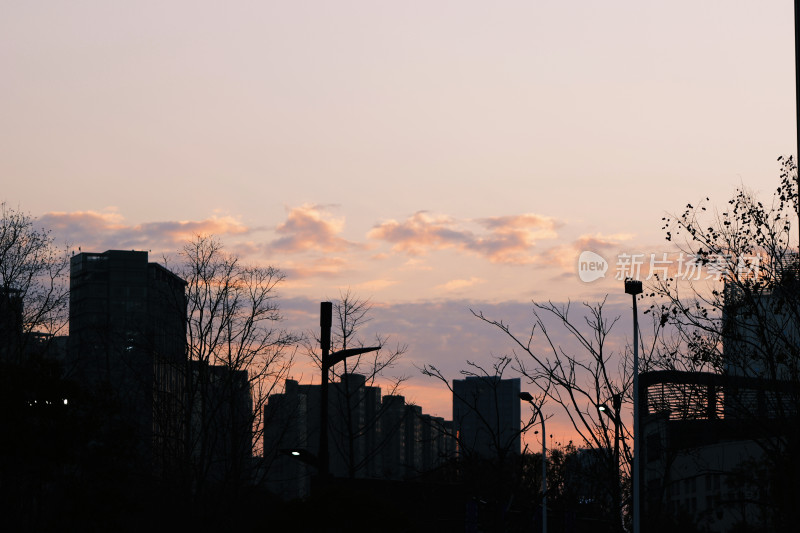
[[436, 276, 486, 292], [367, 212, 461, 255], [268, 204, 354, 254], [535, 233, 635, 270], [40, 210, 252, 253], [573, 232, 634, 251], [476, 214, 559, 233], [368, 211, 559, 264]]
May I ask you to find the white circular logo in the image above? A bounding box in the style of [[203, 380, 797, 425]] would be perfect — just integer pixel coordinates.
[[577, 251, 608, 283]]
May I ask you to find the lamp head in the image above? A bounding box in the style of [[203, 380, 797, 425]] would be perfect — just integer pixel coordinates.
[[624, 279, 643, 295]]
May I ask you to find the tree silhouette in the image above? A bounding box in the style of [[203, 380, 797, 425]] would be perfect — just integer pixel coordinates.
[[649, 157, 800, 531], [172, 234, 298, 507], [421, 356, 539, 533], [0, 202, 69, 364], [470, 301, 650, 532]]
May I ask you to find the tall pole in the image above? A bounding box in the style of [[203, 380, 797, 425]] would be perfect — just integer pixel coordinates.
[[520, 393, 546, 533], [613, 394, 622, 532], [541, 413, 547, 533], [319, 301, 332, 478], [316, 302, 379, 480], [625, 279, 642, 533], [795, 0, 800, 248], [633, 294, 640, 533]]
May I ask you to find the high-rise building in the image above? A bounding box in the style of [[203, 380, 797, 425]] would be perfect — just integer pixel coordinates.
[[380, 394, 407, 480], [0, 287, 23, 363], [419, 414, 449, 472], [264, 375, 452, 496], [404, 404, 424, 476], [1, 286, 68, 365], [722, 254, 800, 382], [328, 373, 384, 478], [68, 250, 187, 466], [190, 361, 252, 485], [263, 379, 310, 498], [452, 376, 521, 459]]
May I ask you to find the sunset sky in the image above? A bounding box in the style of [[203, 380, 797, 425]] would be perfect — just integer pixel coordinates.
[[2, 1, 797, 443]]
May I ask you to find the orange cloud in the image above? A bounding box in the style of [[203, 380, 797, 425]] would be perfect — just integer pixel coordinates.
[[436, 277, 486, 292], [40, 210, 251, 252], [367, 212, 457, 255], [573, 232, 634, 251], [368, 211, 559, 264], [268, 204, 354, 254], [401, 258, 433, 271], [354, 278, 399, 292], [476, 214, 559, 234]]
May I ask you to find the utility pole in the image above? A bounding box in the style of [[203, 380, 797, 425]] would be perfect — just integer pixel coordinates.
[[626, 279, 643, 533]]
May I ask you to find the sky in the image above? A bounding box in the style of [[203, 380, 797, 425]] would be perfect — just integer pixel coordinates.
[[2, 0, 797, 445]]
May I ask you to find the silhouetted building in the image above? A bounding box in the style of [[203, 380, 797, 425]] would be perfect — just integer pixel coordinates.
[[263, 379, 310, 499], [722, 263, 800, 381], [264, 376, 452, 496], [190, 361, 253, 486], [380, 394, 407, 480], [639, 258, 800, 530], [639, 370, 798, 531], [67, 250, 187, 467], [452, 376, 521, 460], [0, 287, 67, 364], [329, 373, 383, 478], [0, 288, 23, 363], [419, 414, 452, 472], [26, 333, 68, 362], [404, 404, 422, 475]]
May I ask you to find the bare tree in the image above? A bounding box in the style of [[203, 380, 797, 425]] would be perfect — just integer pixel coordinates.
[[421, 356, 538, 464], [176, 235, 298, 499], [0, 203, 72, 529], [653, 156, 800, 379], [650, 157, 800, 531], [0, 202, 69, 363], [469, 299, 662, 532], [421, 356, 539, 532]]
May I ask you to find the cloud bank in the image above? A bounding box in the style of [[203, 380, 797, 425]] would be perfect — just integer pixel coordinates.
[[368, 211, 559, 264]]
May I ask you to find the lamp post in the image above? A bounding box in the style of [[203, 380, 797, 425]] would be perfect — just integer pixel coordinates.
[[795, 0, 800, 248], [318, 301, 380, 478], [625, 279, 643, 533], [520, 391, 546, 533]]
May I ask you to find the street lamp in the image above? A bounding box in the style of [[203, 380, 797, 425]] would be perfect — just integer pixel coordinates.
[[318, 301, 380, 478], [520, 391, 546, 533], [597, 393, 621, 476], [625, 279, 642, 533], [280, 448, 320, 469]]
